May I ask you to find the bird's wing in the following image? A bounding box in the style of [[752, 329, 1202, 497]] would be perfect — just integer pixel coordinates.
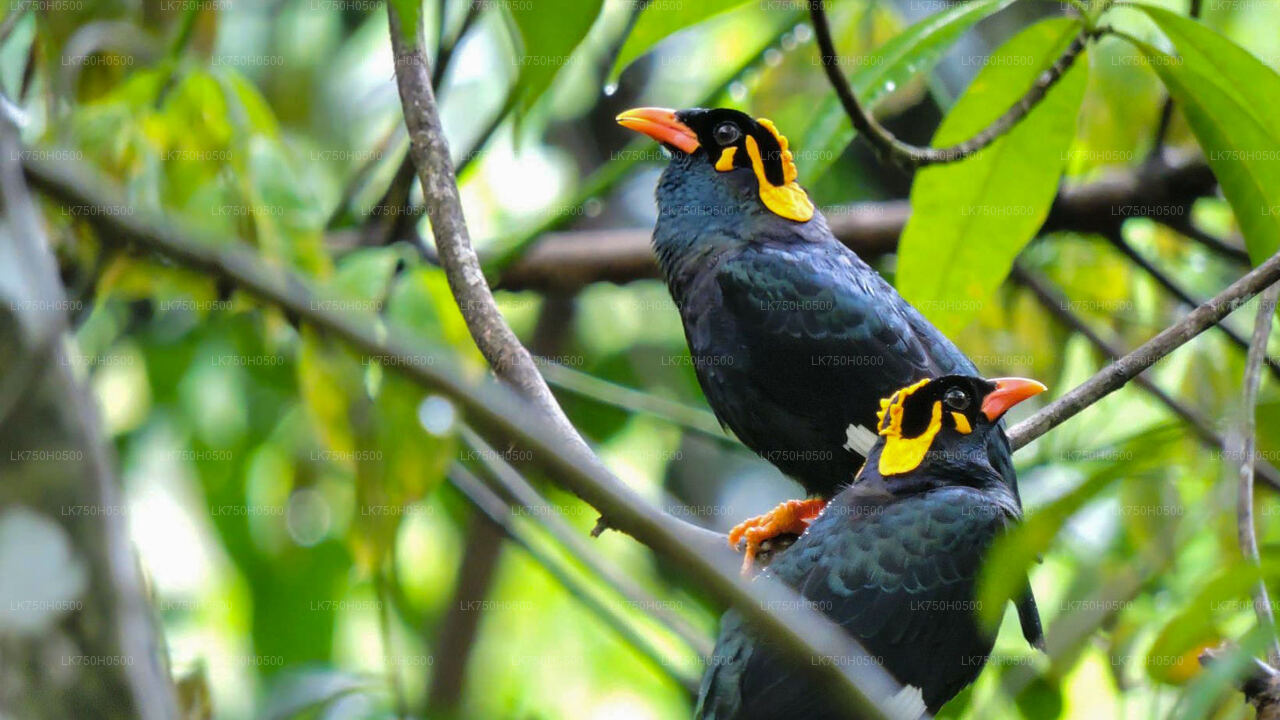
[[713, 244, 976, 448]]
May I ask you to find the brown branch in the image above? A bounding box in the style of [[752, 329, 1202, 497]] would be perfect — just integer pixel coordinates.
[[1232, 283, 1280, 665], [808, 0, 1094, 169], [445, 465, 701, 695], [496, 154, 1215, 293], [385, 6, 593, 460], [1008, 251, 1280, 449], [1104, 231, 1280, 381], [459, 424, 714, 658], [1010, 264, 1280, 491], [0, 116, 178, 720], [20, 154, 909, 720]]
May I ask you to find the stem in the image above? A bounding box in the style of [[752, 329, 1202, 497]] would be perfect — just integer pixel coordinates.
[[1009, 251, 1280, 448], [1234, 284, 1280, 666], [809, 0, 1094, 169]]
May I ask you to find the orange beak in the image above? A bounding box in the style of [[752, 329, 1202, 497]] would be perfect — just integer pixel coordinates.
[[981, 378, 1047, 422], [616, 107, 700, 154]]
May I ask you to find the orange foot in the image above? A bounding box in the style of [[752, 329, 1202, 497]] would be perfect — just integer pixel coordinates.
[[728, 498, 827, 575]]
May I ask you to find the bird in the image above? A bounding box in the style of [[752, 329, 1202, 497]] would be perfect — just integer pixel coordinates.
[[615, 106, 1023, 571], [696, 374, 1048, 720]]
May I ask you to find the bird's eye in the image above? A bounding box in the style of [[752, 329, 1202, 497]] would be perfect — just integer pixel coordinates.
[[943, 388, 969, 411], [713, 122, 741, 146]]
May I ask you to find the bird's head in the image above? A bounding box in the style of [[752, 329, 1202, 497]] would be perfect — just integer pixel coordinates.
[[869, 375, 1046, 485], [615, 106, 816, 225]]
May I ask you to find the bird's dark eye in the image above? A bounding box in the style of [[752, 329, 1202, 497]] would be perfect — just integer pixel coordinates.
[[713, 122, 741, 146], [943, 388, 969, 411]]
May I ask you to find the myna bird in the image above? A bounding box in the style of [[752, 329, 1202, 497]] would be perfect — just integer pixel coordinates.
[[615, 107, 1022, 573], [696, 375, 1048, 720]]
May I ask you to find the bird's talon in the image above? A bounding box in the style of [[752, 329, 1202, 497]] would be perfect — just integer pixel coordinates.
[[728, 498, 827, 574]]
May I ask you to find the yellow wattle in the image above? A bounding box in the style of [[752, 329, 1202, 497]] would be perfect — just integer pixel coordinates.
[[744, 135, 814, 223]]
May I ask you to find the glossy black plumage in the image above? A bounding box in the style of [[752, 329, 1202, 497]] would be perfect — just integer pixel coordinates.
[[651, 135, 983, 496], [696, 376, 1041, 720]]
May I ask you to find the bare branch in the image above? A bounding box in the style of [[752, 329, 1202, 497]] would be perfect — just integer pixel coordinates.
[[1105, 231, 1280, 381], [459, 424, 715, 658], [385, 6, 595, 461], [1010, 264, 1280, 490], [447, 465, 702, 694], [21, 154, 911, 720], [1231, 283, 1280, 666], [808, 0, 1093, 169], [0, 114, 177, 720], [1009, 251, 1280, 449], [496, 154, 1215, 293]]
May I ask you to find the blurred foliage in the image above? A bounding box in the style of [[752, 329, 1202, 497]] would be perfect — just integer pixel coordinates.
[[5, 0, 1280, 718]]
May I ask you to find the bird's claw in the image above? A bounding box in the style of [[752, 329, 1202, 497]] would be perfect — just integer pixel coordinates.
[[728, 498, 827, 575]]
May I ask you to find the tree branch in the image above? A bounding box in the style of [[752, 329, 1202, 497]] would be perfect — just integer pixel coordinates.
[[1232, 283, 1280, 666], [1010, 264, 1280, 491], [809, 0, 1094, 169], [1105, 231, 1280, 381], [446, 465, 701, 695], [496, 153, 1215, 293], [386, 6, 594, 461], [459, 424, 714, 658], [21, 154, 910, 720], [1008, 251, 1280, 449]]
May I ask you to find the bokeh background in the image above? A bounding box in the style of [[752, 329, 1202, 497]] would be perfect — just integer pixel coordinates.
[[4, 0, 1280, 717]]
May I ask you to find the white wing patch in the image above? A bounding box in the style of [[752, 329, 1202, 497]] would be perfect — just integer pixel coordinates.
[[885, 684, 927, 720], [843, 423, 877, 456]]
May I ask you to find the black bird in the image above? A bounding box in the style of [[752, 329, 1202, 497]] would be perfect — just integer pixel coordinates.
[[696, 375, 1048, 720], [616, 107, 1019, 569]]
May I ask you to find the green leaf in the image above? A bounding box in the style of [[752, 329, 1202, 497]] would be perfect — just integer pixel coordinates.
[[508, 0, 605, 114], [331, 247, 400, 307], [388, 0, 422, 44], [1126, 10, 1280, 265], [608, 0, 752, 83], [896, 18, 1087, 335], [800, 0, 1021, 181]]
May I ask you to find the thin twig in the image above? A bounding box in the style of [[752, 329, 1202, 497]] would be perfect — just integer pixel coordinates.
[[1105, 231, 1280, 382], [540, 361, 728, 441], [21, 153, 908, 720], [809, 0, 1094, 169], [1159, 215, 1251, 266], [459, 424, 714, 658], [372, 567, 410, 720], [1009, 251, 1280, 448], [1010, 264, 1280, 491], [1233, 283, 1280, 666], [447, 465, 701, 695]]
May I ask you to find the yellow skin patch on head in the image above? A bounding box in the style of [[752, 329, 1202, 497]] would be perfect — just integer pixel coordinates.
[[744, 135, 814, 223], [875, 378, 972, 476], [715, 146, 737, 172], [878, 401, 943, 476]]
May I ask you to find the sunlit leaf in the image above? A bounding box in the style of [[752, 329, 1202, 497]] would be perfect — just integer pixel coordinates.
[[897, 18, 1087, 334], [1125, 14, 1280, 265], [508, 0, 605, 115], [609, 0, 753, 82]]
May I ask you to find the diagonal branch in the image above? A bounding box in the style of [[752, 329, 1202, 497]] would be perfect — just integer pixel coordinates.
[[1105, 231, 1280, 381], [458, 424, 714, 658], [446, 464, 702, 694], [21, 154, 908, 720], [1008, 251, 1280, 448], [1010, 264, 1280, 490], [809, 0, 1094, 169], [385, 5, 591, 460], [1231, 283, 1280, 666]]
